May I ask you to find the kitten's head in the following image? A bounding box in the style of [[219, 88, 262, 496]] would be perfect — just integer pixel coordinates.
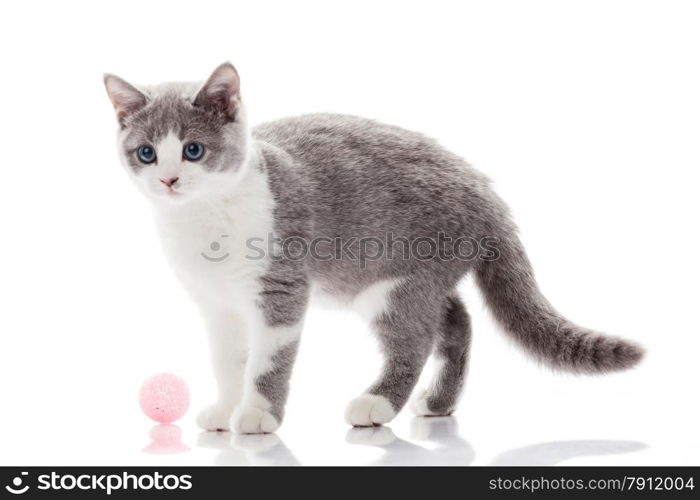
[[104, 63, 249, 204]]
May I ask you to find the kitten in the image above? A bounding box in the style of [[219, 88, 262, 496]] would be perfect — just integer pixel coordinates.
[[104, 63, 643, 434]]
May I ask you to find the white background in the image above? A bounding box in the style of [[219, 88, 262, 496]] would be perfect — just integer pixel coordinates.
[[0, 0, 698, 466]]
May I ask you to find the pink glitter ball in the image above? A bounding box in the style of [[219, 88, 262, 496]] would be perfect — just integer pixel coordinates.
[[139, 373, 190, 424]]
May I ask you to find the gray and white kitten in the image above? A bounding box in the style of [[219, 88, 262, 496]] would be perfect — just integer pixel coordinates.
[[104, 63, 643, 434]]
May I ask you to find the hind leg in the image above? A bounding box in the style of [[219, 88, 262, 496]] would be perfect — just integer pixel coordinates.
[[411, 293, 472, 416], [345, 276, 447, 427]]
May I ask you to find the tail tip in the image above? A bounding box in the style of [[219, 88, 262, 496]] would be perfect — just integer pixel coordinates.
[[571, 335, 646, 374], [613, 339, 645, 370]]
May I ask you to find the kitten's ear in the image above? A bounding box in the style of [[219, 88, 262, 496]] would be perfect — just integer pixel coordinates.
[[103, 74, 148, 127], [193, 62, 241, 121]]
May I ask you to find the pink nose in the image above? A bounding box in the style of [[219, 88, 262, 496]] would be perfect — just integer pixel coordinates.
[[160, 177, 179, 188]]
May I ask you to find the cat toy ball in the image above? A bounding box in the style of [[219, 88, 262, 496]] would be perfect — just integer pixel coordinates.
[[139, 373, 190, 424]]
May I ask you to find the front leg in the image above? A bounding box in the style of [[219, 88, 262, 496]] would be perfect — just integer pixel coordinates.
[[196, 309, 248, 431], [231, 272, 309, 434]]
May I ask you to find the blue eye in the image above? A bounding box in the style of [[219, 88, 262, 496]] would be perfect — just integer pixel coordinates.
[[137, 145, 156, 164], [183, 142, 204, 161]]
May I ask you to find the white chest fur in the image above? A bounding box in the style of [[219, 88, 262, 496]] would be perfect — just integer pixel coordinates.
[[152, 168, 275, 311]]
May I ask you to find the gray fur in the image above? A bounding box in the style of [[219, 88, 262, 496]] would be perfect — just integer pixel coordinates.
[[106, 65, 644, 427], [257, 143, 311, 327], [425, 294, 472, 415], [365, 273, 447, 410], [252, 113, 643, 415], [475, 228, 644, 373], [255, 341, 299, 422]]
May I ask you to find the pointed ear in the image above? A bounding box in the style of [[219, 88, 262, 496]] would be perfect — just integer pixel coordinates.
[[103, 73, 147, 127], [193, 62, 241, 121]]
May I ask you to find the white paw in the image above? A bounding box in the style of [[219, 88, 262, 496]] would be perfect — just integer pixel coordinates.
[[196, 403, 234, 431], [409, 389, 450, 417], [345, 394, 396, 427], [231, 406, 279, 434], [409, 389, 433, 416]]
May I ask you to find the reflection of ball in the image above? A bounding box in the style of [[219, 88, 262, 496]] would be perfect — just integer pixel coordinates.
[[139, 373, 189, 424], [148, 423, 183, 442], [143, 424, 190, 454]]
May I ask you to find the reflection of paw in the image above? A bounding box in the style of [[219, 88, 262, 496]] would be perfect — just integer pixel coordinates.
[[345, 394, 396, 427], [409, 389, 452, 417], [410, 416, 459, 441], [196, 404, 233, 431], [197, 430, 232, 450], [231, 406, 279, 434], [232, 433, 281, 452], [346, 426, 397, 446]]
